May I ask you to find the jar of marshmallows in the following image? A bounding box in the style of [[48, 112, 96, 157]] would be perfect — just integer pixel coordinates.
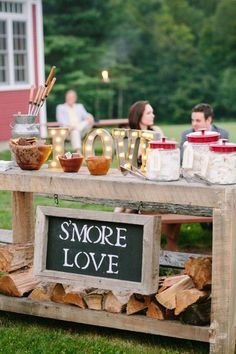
[[182, 129, 219, 178], [203, 140, 236, 184], [146, 137, 180, 181]]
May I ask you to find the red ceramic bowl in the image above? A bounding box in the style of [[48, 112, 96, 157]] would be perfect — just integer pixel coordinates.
[[58, 154, 83, 172], [85, 156, 111, 175]]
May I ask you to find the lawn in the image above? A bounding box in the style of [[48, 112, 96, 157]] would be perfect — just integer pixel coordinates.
[[0, 121, 233, 353], [160, 121, 236, 143]]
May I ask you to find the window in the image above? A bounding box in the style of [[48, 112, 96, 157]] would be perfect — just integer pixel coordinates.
[[0, 20, 8, 83], [0, 1, 28, 86], [0, 1, 23, 14], [13, 21, 27, 82]]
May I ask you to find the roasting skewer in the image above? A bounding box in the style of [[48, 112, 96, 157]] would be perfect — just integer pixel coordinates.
[[27, 85, 35, 115], [28, 65, 56, 116]]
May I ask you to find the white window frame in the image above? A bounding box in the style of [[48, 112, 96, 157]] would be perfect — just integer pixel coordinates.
[[0, 0, 34, 90]]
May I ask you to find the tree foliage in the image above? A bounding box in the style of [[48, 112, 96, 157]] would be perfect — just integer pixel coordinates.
[[43, 0, 236, 123]]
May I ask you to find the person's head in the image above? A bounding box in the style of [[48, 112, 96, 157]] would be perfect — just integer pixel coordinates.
[[191, 103, 214, 131], [128, 101, 155, 130], [65, 90, 77, 106]]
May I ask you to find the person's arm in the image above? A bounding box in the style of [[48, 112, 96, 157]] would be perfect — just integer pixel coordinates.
[[223, 129, 229, 140], [152, 125, 164, 138], [180, 130, 187, 163], [78, 104, 94, 125]]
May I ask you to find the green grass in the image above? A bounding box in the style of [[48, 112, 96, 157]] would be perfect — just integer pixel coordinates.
[[159, 121, 235, 143], [0, 312, 209, 354]]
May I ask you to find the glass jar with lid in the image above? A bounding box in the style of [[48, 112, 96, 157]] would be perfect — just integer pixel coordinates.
[[146, 137, 180, 181], [203, 140, 236, 184], [182, 129, 219, 178]]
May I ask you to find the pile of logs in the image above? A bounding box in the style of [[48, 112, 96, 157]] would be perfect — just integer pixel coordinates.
[[0, 242, 33, 272], [0, 243, 212, 326]]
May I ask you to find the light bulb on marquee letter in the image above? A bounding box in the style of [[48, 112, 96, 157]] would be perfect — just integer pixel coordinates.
[[140, 130, 161, 172], [112, 128, 141, 168], [83, 128, 113, 159], [48, 127, 69, 168]]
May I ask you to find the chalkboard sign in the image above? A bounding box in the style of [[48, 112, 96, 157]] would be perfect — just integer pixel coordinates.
[[34, 206, 160, 294]]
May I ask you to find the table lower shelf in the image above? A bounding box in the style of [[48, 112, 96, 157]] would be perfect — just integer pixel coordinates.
[[0, 294, 209, 343]]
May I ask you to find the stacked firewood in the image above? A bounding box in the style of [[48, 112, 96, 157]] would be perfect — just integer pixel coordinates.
[[0, 243, 211, 325]]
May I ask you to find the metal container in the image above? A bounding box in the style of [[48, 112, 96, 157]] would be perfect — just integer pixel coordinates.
[[11, 114, 40, 139]]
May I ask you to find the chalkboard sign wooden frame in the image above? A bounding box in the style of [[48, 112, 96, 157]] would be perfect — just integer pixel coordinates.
[[34, 206, 161, 294]]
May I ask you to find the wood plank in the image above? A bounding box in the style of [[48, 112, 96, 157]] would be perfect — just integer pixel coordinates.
[[93, 118, 128, 127], [47, 118, 129, 129], [12, 192, 34, 243], [37, 194, 213, 217], [0, 294, 210, 342], [160, 214, 212, 224], [210, 192, 236, 354], [159, 250, 206, 268], [0, 168, 227, 209]]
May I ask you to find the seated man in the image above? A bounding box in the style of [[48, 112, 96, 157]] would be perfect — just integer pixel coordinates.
[[180, 102, 229, 234], [180, 103, 229, 158], [56, 90, 94, 153]]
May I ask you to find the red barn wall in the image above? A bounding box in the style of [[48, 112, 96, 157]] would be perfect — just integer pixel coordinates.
[[0, 90, 29, 141]]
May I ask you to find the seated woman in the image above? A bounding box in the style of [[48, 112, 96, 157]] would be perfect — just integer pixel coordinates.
[[116, 101, 180, 250], [128, 100, 163, 166], [128, 100, 163, 135]]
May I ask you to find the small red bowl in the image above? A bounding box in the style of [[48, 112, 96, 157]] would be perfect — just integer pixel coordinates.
[[85, 156, 111, 175], [58, 154, 83, 172]]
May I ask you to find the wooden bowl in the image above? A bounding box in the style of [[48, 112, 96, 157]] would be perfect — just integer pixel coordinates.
[[85, 156, 111, 175], [10, 141, 52, 170], [58, 154, 83, 172]]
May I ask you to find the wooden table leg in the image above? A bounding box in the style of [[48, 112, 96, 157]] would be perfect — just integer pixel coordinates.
[[12, 191, 34, 243], [210, 193, 236, 353]]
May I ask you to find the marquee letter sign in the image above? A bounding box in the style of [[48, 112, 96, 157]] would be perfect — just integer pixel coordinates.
[[112, 128, 161, 170], [112, 128, 140, 167], [48, 127, 69, 168], [83, 128, 114, 159]]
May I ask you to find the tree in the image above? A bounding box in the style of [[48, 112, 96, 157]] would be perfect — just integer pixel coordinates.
[[42, 0, 236, 122]]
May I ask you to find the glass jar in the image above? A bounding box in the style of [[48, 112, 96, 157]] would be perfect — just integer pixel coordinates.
[[11, 114, 40, 164], [204, 140, 236, 184], [11, 114, 40, 139], [146, 137, 180, 181], [182, 129, 219, 178]]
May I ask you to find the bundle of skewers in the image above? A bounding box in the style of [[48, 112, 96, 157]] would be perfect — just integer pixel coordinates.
[[28, 65, 56, 116]]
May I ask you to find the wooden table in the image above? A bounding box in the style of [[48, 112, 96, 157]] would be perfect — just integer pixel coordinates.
[[0, 167, 235, 353], [47, 118, 129, 129]]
